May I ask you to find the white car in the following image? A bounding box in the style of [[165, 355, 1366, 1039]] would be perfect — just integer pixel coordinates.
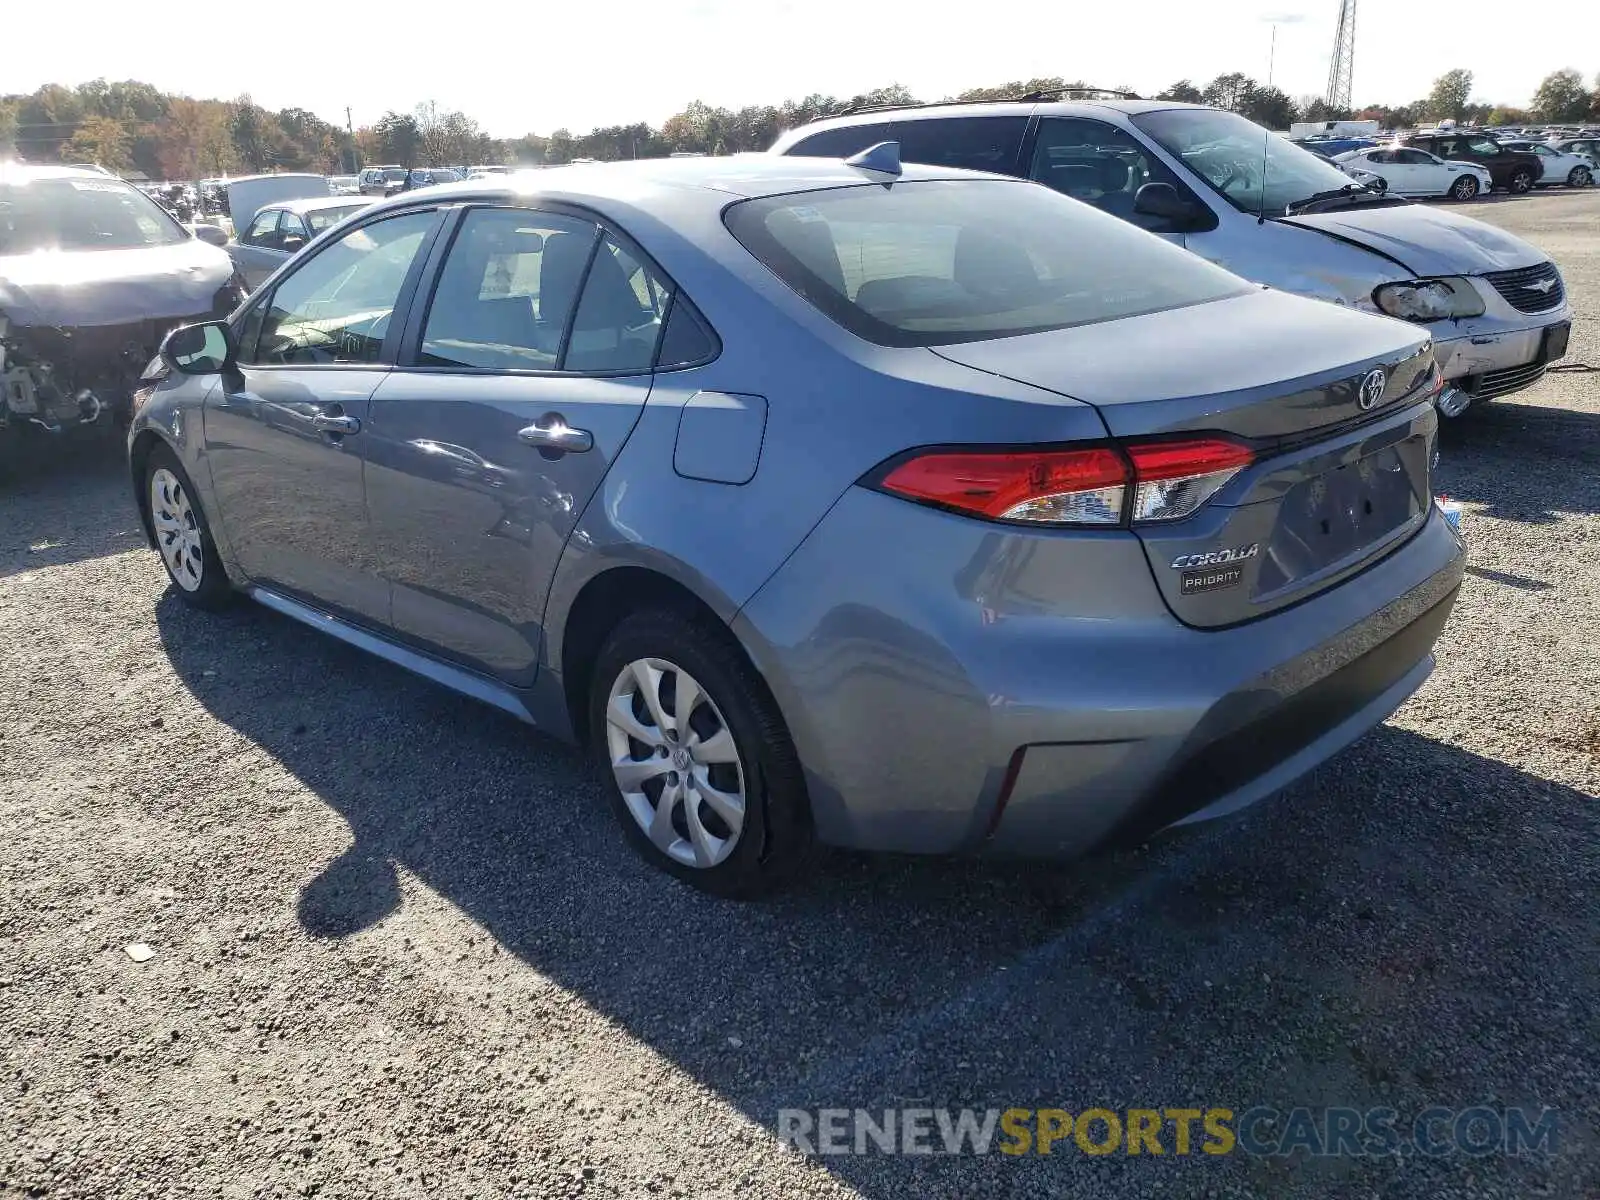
[[1526, 143, 1593, 188], [1334, 147, 1493, 199]]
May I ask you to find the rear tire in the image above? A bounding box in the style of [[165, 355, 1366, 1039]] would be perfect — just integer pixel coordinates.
[[1509, 170, 1534, 194], [587, 609, 813, 898], [1569, 166, 1592, 188], [144, 443, 233, 611], [1450, 176, 1479, 200]]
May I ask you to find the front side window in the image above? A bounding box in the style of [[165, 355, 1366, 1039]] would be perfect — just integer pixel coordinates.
[[1029, 118, 1200, 231], [1395, 149, 1437, 165], [0, 176, 188, 253], [725, 179, 1249, 348], [244, 210, 281, 247], [1132, 108, 1369, 216], [1467, 139, 1501, 155], [420, 209, 597, 370], [248, 210, 437, 367]]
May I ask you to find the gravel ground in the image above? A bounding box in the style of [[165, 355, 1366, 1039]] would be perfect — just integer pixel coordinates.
[[2, 191, 1597, 1200]]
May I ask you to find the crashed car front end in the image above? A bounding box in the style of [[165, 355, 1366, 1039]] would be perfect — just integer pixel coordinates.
[[1, 307, 234, 436], [0, 165, 244, 447]]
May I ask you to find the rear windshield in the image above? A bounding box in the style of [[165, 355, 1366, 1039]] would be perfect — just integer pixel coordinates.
[[723, 179, 1248, 347], [0, 176, 189, 254]]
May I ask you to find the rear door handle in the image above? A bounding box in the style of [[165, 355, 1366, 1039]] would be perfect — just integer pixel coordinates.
[[518, 414, 593, 454], [311, 413, 362, 435]]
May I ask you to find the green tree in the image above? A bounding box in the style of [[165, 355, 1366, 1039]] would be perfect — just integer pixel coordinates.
[[1424, 69, 1473, 121], [1157, 80, 1204, 104], [1242, 85, 1297, 130], [1487, 105, 1531, 126], [230, 96, 270, 171], [373, 111, 422, 166], [1202, 73, 1256, 112], [1530, 69, 1590, 122], [63, 114, 132, 170]]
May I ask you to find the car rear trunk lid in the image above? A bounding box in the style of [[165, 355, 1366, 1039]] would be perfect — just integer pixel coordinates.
[[930, 290, 1439, 627]]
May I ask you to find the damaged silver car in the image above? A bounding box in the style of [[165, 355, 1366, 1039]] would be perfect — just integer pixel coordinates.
[[1, 164, 244, 453]]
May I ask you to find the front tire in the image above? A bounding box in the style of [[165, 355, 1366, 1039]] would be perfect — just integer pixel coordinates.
[[1509, 169, 1534, 194], [144, 444, 233, 611], [588, 609, 812, 898], [1569, 166, 1592, 188], [1450, 176, 1479, 200]]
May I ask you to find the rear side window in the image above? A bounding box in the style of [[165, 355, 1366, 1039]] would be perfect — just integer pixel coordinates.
[[563, 234, 669, 373], [725, 180, 1248, 348], [893, 117, 1026, 175], [787, 118, 1026, 177], [786, 123, 894, 158], [656, 296, 717, 368], [420, 209, 597, 371]]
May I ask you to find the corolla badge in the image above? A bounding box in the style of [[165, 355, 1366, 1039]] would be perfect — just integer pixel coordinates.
[[1170, 543, 1259, 570], [1358, 368, 1387, 411]]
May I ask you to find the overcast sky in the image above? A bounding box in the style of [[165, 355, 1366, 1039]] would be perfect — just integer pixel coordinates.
[[11, 0, 1598, 136]]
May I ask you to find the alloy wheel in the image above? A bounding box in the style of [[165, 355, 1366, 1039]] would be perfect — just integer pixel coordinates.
[[150, 467, 205, 592], [604, 657, 746, 869], [1511, 171, 1533, 194], [1570, 167, 1592, 187], [1451, 177, 1478, 200]]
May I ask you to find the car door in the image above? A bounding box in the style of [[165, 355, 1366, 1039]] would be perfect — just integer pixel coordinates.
[[204, 207, 444, 626], [1389, 148, 1443, 194], [1026, 117, 1211, 245], [361, 205, 668, 683], [231, 207, 290, 291]]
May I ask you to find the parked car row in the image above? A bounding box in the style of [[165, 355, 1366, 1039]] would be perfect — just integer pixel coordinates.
[[9, 81, 1579, 893]]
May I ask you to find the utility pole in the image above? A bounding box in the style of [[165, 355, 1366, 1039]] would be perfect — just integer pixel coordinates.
[[345, 106, 356, 173]]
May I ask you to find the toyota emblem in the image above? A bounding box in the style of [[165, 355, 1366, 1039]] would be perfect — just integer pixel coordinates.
[[1358, 368, 1387, 411]]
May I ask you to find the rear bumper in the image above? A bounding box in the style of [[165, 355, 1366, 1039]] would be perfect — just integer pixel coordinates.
[[735, 489, 1466, 859]]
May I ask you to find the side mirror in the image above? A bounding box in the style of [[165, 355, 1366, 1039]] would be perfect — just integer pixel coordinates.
[[1133, 182, 1201, 224], [190, 224, 229, 248], [161, 321, 234, 376]]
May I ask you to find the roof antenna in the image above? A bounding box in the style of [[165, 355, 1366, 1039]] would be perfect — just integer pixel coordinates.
[[844, 141, 902, 176]]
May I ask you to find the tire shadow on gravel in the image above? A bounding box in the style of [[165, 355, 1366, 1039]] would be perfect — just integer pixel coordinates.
[[1436, 396, 1600, 523], [153, 591, 1599, 1200]]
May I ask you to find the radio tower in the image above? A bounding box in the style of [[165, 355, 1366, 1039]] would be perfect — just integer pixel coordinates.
[[1325, 0, 1357, 111]]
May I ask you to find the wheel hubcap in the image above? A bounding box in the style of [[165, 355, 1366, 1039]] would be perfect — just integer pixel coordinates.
[[150, 468, 204, 592], [605, 657, 746, 869]]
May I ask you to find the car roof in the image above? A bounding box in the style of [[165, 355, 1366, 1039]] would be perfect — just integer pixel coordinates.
[[266, 196, 375, 215], [782, 97, 1196, 136], [357, 154, 1001, 221], [0, 162, 133, 184]]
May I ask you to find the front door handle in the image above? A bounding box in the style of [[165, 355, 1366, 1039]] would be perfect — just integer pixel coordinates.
[[518, 414, 593, 454], [311, 413, 361, 435]]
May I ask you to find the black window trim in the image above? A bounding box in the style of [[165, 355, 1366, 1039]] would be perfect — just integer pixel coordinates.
[[391, 199, 720, 380], [228, 203, 450, 372]]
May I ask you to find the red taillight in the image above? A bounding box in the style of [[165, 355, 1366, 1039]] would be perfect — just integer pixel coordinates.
[[878, 447, 1129, 525], [875, 437, 1254, 527]]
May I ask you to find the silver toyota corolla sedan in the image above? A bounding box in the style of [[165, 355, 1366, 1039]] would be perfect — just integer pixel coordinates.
[[129, 152, 1466, 896]]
